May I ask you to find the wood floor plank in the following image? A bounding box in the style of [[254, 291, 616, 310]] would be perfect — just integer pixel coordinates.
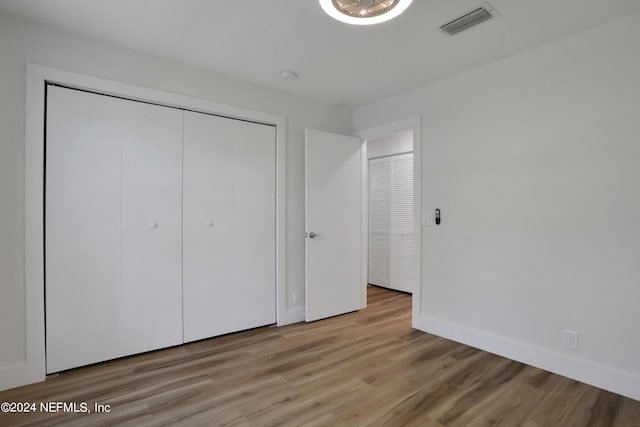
[[611, 398, 640, 427], [444, 381, 546, 427], [527, 379, 600, 427], [0, 285, 638, 426]]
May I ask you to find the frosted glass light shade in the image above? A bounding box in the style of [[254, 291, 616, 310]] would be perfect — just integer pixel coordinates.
[[319, 0, 413, 25]]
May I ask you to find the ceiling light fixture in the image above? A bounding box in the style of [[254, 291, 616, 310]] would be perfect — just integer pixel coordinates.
[[319, 0, 413, 25]]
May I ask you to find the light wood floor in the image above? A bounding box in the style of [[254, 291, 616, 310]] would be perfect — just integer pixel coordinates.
[[1, 286, 639, 427]]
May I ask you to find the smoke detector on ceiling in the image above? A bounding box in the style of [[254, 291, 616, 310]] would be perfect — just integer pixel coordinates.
[[441, 2, 500, 36], [319, 0, 413, 26], [280, 70, 299, 81]]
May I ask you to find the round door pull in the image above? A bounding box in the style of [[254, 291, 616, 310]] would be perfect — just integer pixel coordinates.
[[205, 221, 214, 228], [149, 222, 158, 229]]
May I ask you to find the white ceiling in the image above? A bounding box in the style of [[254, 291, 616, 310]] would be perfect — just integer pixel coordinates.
[[1, 0, 639, 107]]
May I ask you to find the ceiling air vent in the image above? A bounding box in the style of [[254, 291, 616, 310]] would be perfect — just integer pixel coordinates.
[[441, 4, 497, 36]]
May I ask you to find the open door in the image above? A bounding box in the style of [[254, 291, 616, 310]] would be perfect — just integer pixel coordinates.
[[305, 129, 364, 322]]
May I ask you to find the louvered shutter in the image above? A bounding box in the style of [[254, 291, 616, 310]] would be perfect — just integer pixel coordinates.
[[390, 154, 414, 293], [368, 158, 391, 287], [368, 153, 413, 293]]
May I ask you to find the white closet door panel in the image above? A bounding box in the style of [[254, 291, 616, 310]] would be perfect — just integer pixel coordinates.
[[390, 153, 414, 292], [391, 154, 414, 234], [183, 112, 234, 341], [183, 112, 276, 342], [45, 87, 123, 373], [120, 101, 183, 350], [46, 87, 184, 373], [367, 153, 414, 293], [368, 158, 391, 287], [390, 233, 414, 293], [231, 123, 276, 332], [368, 158, 390, 233], [368, 232, 390, 287]]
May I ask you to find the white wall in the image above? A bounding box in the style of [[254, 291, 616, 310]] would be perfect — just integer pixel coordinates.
[[0, 12, 351, 390], [367, 130, 413, 159], [354, 13, 640, 400]]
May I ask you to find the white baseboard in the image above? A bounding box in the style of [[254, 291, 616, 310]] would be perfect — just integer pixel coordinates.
[[277, 306, 305, 326], [0, 362, 44, 392], [413, 314, 640, 402]]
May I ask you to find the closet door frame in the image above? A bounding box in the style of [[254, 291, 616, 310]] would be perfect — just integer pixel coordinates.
[[20, 64, 287, 390]]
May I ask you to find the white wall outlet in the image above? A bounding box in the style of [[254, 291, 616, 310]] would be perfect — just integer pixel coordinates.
[[562, 330, 579, 350], [422, 214, 434, 226]]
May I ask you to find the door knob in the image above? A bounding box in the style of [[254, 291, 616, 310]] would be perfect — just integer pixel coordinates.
[[149, 222, 158, 229], [205, 221, 214, 228], [308, 232, 323, 238]]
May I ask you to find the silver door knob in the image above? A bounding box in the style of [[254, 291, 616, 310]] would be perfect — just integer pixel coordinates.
[[308, 232, 322, 238], [149, 222, 158, 229]]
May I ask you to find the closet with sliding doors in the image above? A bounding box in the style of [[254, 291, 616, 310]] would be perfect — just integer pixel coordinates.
[[45, 85, 276, 373]]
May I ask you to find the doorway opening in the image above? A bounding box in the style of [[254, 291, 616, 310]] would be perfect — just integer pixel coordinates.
[[357, 117, 421, 324], [303, 116, 420, 325], [367, 129, 414, 296]]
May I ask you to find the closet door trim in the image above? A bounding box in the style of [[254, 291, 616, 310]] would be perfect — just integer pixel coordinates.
[[19, 64, 288, 391]]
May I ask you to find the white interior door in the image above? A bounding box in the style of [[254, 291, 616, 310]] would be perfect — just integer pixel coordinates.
[[183, 111, 276, 343], [45, 87, 183, 373], [305, 129, 363, 322]]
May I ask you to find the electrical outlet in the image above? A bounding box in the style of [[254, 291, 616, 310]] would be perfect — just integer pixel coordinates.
[[562, 330, 578, 350]]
